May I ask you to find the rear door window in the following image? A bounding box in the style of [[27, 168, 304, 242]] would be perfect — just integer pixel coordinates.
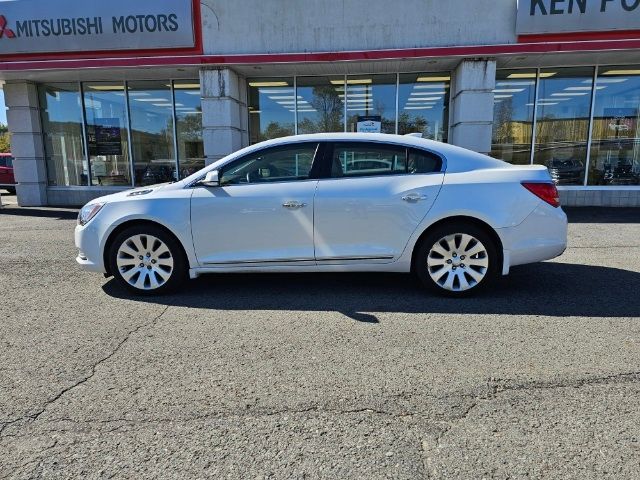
[[330, 142, 407, 178]]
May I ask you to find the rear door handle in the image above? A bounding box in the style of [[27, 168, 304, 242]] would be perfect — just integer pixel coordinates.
[[402, 193, 428, 202], [282, 200, 307, 209]]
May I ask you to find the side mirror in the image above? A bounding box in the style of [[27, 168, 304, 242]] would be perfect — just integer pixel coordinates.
[[200, 170, 219, 187]]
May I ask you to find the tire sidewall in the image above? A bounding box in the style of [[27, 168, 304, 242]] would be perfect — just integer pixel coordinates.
[[108, 225, 187, 295], [415, 223, 499, 297]]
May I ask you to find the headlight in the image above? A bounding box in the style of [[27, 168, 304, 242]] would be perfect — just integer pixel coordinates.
[[78, 202, 105, 226]]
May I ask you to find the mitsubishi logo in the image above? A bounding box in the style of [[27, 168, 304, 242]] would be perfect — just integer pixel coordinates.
[[0, 15, 15, 39]]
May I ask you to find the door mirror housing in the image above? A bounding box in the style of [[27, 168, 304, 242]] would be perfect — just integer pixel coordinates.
[[200, 170, 220, 187]]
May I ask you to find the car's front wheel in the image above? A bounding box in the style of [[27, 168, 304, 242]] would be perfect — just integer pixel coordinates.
[[415, 223, 499, 296], [108, 225, 187, 295]]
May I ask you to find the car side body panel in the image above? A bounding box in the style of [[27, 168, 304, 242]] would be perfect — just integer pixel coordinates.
[[190, 180, 318, 265], [313, 173, 444, 262]]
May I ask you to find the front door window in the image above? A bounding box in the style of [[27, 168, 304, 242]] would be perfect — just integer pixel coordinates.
[[220, 144, 318, 185]]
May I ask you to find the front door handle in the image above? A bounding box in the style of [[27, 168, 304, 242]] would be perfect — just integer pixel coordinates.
[[402, 193, 428, 202], [282, 200, 307, 209]]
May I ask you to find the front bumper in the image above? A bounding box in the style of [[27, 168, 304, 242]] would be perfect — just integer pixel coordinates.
[[74, 223, 106, 273]]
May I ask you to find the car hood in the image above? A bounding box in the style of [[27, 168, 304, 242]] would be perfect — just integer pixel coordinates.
[[83, 182, 180, 205]]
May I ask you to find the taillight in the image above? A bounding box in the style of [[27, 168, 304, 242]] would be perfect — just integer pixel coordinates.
[[521, 182, 560, 208]]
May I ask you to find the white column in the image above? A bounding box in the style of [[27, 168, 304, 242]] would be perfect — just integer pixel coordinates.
[[449, 59, 496, 154], [200, 68, 249, 166], [4, 81, 48, 206]]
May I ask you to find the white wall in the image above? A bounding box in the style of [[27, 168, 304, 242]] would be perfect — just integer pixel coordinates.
[[201, 0, 517, 55]]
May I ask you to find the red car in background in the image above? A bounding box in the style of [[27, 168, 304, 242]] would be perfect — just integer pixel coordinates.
[[0, 153, 15, 194]]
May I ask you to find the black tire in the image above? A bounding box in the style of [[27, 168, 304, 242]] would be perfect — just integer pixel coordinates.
[[414, 222, 499, 297], [108, 224, 188, 295]]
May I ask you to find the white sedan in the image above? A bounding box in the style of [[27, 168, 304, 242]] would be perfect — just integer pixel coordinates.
[[75, 133, 567, 296]]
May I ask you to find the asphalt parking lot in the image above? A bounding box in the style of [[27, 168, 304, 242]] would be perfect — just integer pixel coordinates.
[[1, 192, 639, 479]]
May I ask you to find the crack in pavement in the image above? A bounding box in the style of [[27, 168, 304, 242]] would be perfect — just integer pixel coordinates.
[[483, 370, 640, 396], [3, 370, 639, 477], [4, 369, 639, 440], [13, 439, 59, 474], [0, 305, 171, 438], [421, 370, 640, 476], [8, 407, 419, 438]]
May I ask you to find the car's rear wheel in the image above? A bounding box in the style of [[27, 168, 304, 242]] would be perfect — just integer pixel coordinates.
[[415, 223, 499, 296], [108, 225, 187, 295]]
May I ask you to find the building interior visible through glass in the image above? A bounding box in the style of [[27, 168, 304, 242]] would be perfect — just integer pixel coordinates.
[[491, 66, 640, 186], [39, 80, 204, 187], [248, 73, 450, 143], [38, 68, 639, 188]]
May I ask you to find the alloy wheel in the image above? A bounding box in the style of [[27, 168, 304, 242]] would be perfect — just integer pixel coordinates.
[[426, 233, 489, 292], [116, 234, 174, 290]]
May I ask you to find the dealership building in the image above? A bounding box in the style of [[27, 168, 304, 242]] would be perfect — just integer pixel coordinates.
[[1, 0, 640, 207]]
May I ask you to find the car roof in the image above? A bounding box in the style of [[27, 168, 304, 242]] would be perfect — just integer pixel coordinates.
[[244, 133, 507, 173], [258, 132, 449, 151]]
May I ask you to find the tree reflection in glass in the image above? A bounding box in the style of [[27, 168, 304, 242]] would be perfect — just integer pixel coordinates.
[[297, 76, 344, 134]]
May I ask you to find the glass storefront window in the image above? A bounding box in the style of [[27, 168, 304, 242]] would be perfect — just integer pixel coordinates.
[[346, 74, 396, 134], [39, 83, 86, 186], [41, 79, 200, 188], [398, 73, 450, 141], [83, 82, 132, 186], [588, 67, 640, 186], [248, 78, 295, 143], [247, 73, 454, 142], [128, 81, 175, 186], [534, 67, 594, 185], [174, 81, 204, 179], [296, 76, 344, 134], [491, 69, 536, 164]]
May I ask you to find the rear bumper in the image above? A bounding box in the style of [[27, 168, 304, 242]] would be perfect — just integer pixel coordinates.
[[498, 202, 568, 274]]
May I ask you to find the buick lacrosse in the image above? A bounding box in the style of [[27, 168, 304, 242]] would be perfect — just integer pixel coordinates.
[[75, 133, 567, 296]]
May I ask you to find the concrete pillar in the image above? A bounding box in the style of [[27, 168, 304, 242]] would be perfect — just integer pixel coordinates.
[[4, 81, 48, 206], [449, 59, 496, 154], [200, 68, 249, 166]]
